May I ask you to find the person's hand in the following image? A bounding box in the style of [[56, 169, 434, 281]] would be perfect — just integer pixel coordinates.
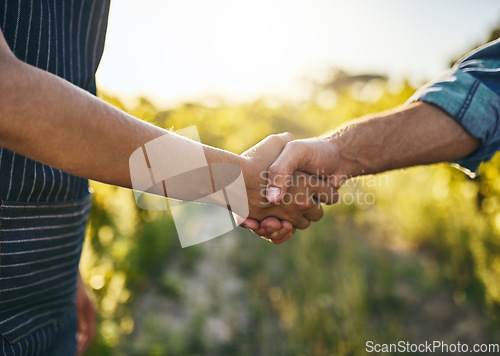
[[240, 216, 296, 244], [239, 134, 338, 243], [265, 138, 345, 204], [76, 273, 96, 355]]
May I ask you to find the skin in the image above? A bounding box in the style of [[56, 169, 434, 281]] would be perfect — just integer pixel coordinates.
[[265, 101, 481, 209], [68, 101, 480, 347], [76, 273, 96, 355], [0, 29, 337, 234], [0, 27, 334, 351]]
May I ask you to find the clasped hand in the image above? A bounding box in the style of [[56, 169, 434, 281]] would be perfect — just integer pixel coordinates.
[[238, 133, 340, 244]]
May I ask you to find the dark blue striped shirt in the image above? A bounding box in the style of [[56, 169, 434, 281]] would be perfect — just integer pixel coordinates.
[[0, 0, 110, 203], [0, 1, 110, 353]]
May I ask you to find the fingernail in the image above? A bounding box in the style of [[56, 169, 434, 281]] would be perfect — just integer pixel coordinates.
[[267, 187, 281, 201]]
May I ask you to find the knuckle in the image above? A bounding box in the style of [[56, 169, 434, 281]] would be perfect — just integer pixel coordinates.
[[267, 163, 281, 175], [298, 220, 311, 230], [316, 188, 337, 204], [264, 134, 281, 147], [281, 132, 295, 142], [300, 200, 313, 210], [288, 212, 302, 223], [287, 139, 302, 152], [273, 132, 293, 143], [311, 208, 324, 222]]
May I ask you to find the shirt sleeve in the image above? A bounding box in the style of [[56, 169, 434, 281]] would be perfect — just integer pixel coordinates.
[[408, 38, 500, 177]]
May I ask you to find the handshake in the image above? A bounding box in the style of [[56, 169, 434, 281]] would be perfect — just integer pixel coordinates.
[[236, 132, 348, 244], [129, 127, 351, 246], [131, 102, 472, 245], [235, 100, 483, 244], [130, 129, 348, 246]]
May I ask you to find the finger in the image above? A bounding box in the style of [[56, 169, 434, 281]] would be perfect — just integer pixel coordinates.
[[294, 215, 311, 230], [88, 305, 96, 347], [280, 220, 293, 231], [257, 218, 293, 241], [260, 217, 282, 233], [80, 312, 95, 354], [77, 330, 86, 355], [304, 204, 324, 222], [77, 317, 91, 355], [264, 132, 295, 147], [291, 172, 338, 206], [242, 132, 295, 157], [77, 316, 85, 355], [238, 217, 260, 230], [270, 230, 294, 244], [269, 222, 294, 243], [268, 220, 293, 238], [310, 176, 339, 205], [267, 141, 309, 203], [252, 217, 281, 237]]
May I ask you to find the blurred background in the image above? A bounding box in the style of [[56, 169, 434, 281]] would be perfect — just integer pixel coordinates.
[[82, 1, 500, 355]]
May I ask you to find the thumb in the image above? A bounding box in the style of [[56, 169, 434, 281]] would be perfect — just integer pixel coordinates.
[[266, 141, 306, 203]]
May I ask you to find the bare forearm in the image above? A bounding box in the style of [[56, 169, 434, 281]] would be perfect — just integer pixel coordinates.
[[328, 102, 481, 178], [0, 54, 246, 190]]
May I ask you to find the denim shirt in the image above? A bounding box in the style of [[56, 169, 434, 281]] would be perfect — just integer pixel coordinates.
[[409, 38, 500, 177]]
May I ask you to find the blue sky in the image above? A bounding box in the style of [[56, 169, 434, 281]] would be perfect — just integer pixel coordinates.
[[97, 0, 500, 105]]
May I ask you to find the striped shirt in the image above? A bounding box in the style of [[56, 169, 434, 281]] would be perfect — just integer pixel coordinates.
[[0, 198, 91, 353], [0, 0, 110, 203], [0, 0, 110, 354]]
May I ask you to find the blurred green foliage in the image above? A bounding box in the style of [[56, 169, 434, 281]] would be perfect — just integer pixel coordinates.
[[80, 70, 500, 355], [87, 23, 500, 351]]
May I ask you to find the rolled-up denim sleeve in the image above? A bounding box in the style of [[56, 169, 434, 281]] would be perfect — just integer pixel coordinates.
[[408, 41, 500, 177]]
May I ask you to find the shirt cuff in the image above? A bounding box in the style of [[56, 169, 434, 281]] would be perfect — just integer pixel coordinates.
[[408, 69, 500, 177]]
